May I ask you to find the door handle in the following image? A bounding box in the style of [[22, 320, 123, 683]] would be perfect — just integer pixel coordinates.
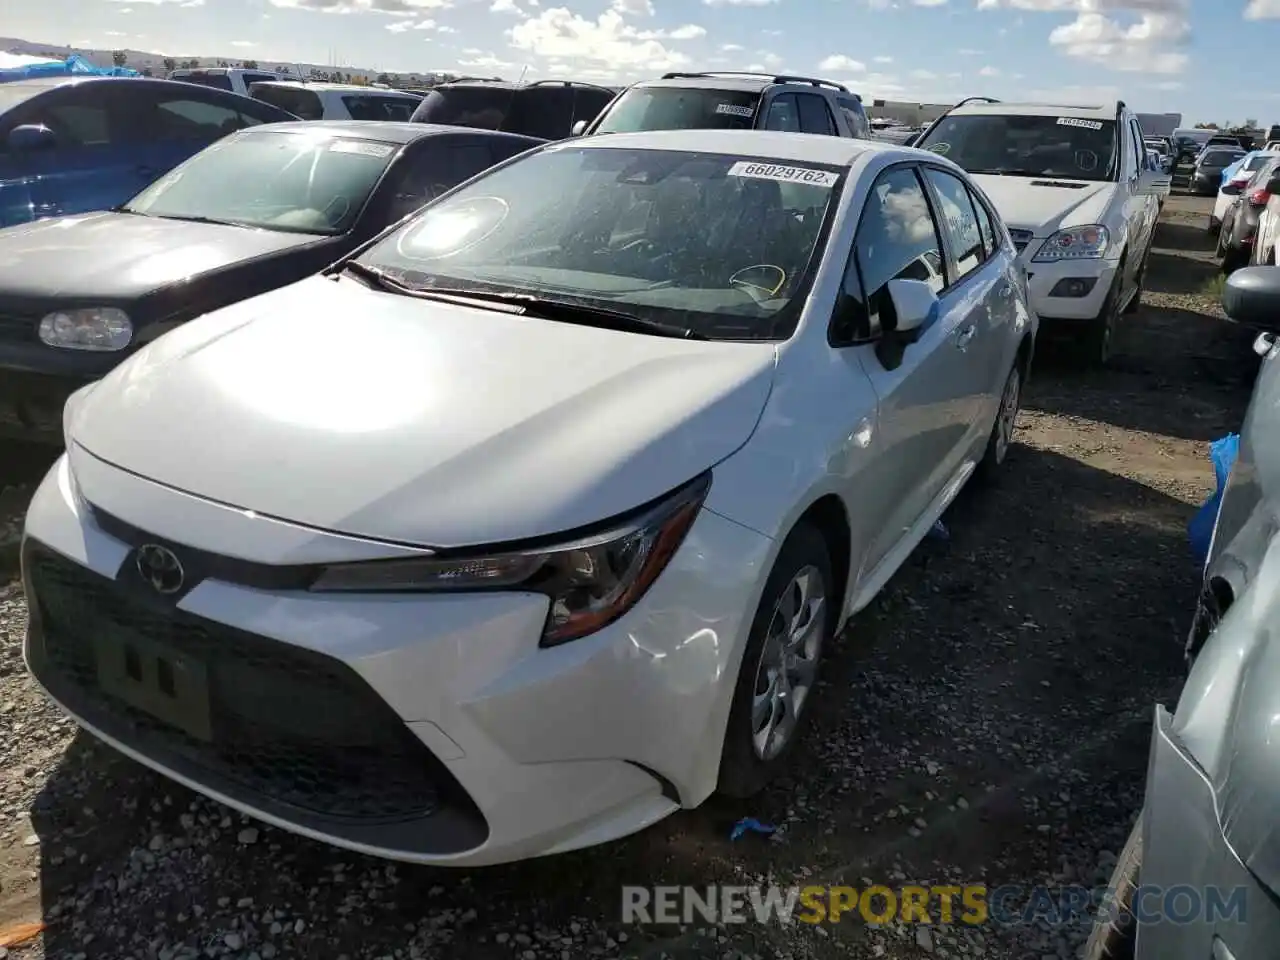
[[955, 324, 976, 350]]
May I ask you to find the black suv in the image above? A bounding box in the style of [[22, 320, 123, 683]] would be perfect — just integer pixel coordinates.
[[409, 79, 616, 141], [578, 71, 870, 139]]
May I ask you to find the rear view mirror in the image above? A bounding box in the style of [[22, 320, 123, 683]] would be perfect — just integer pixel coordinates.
[[1222, 183, 1243, 196], [7, 124, 56, 153], [570, 119, 587, 137], [886, 278, 938, 341], [1222, 266, 1280, 332]]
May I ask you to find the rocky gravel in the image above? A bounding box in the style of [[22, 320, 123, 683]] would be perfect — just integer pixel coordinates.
[[0, 192, 1258, 960]]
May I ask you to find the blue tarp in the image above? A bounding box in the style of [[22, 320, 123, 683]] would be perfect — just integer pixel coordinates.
[[0, 54, 139, 84], [1189, 433, 1240, 569]]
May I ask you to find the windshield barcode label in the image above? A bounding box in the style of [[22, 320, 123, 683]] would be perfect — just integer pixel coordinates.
[[1056, 117, 1104, 130], [727, 161, 839, 187], [715, 103, 755, 117]]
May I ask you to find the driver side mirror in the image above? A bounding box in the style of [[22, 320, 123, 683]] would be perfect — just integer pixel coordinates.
[[570, 119, 587, 137], [6, 124, 56, 153], [1222, 182, 1243, 196], [1222, 266, 1280, 332], [886, 278, 938, 343]]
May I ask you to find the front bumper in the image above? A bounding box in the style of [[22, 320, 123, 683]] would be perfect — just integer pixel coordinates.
[[22, 451, 774, 865], [1017, 242, 1117, 322], [1134, 706, 1280, 958], [1191, 173, 1221, 195]]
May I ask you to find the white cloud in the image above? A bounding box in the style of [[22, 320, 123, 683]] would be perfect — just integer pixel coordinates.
[[507, 8, 690, 71], [873, 55, 893, 63], [386, 16, 435, 30], [818, 54, 866, 72], [458, 52, 512, 69], [666, 24, 706, 38], [703, 0, 778, 6], [229, 40, 257, 46], [979, 65, 1000, 76], [611, 0, 653, 14], [491, 0, 519, 11], [269, 0, 450, 14], [910, 68, 937, 79], [104, 0, 201, 4], [1246, 0, 1280, 17], [957, 47, 982, 54], [721, 42, 744, 51], [912, 0, 947, 5], [1048, 10, 1187, 73], [437, 24, 457, 31], [105, 30, 128, 36]]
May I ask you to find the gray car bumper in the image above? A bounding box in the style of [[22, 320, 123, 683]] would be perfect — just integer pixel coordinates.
[[1136, 706, 1280, 959]]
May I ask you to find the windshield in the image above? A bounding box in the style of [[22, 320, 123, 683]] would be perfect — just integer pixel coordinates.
[[918, 113, 1118, 182], [592, 87, 760, 134], [171, 72, 234, 91], [123, 130, 397, 235], [1202, 150, 1244, 167], [1240, 154, 1275, 174], [356, 146, 842, 340], [251, 85, 323, 121], [343, 94, 418, 122]]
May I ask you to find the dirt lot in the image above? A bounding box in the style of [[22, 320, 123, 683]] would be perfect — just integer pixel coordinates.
[[0, 189, 1259, 960]]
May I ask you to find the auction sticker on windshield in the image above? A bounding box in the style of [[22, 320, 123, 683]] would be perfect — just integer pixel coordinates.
[[727, 161, 839, 187], [715, 103, 754, 118], [330, 140, 396, 157], [1056, 117, 1103, 131]]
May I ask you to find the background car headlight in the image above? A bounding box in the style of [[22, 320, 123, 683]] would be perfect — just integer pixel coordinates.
[[38, 307, 132, 351], [309, 472, 712, 646], [1032, 225, 1110, 263]]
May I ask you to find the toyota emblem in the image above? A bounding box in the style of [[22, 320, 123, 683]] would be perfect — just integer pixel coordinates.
[[136, 544, 185, 595]]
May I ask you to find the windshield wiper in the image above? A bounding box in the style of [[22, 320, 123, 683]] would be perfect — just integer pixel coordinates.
[[336, 265, 707, 340], [132, 212, 249, 228]]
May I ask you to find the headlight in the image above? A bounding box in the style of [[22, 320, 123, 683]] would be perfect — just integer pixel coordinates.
[[38, 307, 132, 351], [310, 472, 711, 646], [1031, 225, 1110, 263]]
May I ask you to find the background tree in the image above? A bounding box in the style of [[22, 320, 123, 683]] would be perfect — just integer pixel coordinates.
[[183, 58, 200, 69], [242, 59, 258, 69], [112, 50, 127, 67], [163, 57, 176, 73]]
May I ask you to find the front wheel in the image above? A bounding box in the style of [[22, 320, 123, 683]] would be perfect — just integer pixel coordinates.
[[1081, 270, 1122, 367], [718, 522, 834, 799]]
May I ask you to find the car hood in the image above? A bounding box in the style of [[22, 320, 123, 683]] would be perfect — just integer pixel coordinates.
[[68, 275, 777, 548], [969, 175, 1116, 237], [0, 212, 321, 301]]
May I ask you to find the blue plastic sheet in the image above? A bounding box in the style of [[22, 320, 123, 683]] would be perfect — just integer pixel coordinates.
[[0, 54, 138, 84], [729, 817, 775, 841], [1189, 433, 1240, 569]]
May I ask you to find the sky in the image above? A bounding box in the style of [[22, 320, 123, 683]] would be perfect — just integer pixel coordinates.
[[6, 0, 1279, 126]]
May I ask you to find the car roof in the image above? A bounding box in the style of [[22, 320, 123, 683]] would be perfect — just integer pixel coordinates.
[[565, 129, 892, 166], [252, 81, 417, 95], [0, 75, 265, 97], [949, 101, 1116, 121], [244, 120, 544, 146]]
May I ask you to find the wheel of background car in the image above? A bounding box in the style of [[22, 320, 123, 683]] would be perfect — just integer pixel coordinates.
[[977, 361, 1022, 481], [717, 521, 833, 799]]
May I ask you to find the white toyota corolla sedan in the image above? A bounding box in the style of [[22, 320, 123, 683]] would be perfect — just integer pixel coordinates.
[[23, 130, 1037, 866]]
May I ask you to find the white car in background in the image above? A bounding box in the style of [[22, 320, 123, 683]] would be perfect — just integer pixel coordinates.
[[1250, 166, 1280, 266], [22, 130, 1036, 867], [1212, 152, 1280, 235], [916, 99, 1169, 366], [248, 81, 422, 122]]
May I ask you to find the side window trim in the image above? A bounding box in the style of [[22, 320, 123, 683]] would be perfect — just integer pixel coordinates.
[[920, 164, 992, 295]]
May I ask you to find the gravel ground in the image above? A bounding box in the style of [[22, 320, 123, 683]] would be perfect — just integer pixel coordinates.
[[0, 188, 1258, 960]]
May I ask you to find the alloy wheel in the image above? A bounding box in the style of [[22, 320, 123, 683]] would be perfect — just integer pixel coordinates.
[[751, 565, 826, 761]]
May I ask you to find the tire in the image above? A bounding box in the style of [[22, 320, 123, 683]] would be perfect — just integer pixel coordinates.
[[1123, 253, 1147, 315], [976, 361, 1021, 482], [1222, 240, 1247, 275], [717, 522, 834, 799], [1083, 814, 1142, 960], [1080, 268, 1122, 368]]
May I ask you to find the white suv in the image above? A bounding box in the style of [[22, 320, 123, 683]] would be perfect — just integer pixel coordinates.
[[248, 81, 422, 122], [915, 98, 1170, 365]]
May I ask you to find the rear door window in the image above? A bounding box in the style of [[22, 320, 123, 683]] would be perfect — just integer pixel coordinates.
[[142, 93, 258, 140], [590, 87, 759, 134], [922, 166, 985, 282], [763, 94, 800, 132], [172, 72, 234, 92], [251, 85, 324, 121], [410, 87, 511, 129], [4, 84, 124, 148], [796, 94, 837, 136]]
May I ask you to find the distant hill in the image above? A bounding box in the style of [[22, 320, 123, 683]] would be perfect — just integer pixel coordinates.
[[0, 36, 455, 85]]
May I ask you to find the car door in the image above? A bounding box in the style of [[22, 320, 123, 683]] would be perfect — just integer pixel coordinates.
[[0, 83, 138, 220], [1123, 117, 1158, 286], [919, 164, 1012, 444], [842, 164, 981, 576]]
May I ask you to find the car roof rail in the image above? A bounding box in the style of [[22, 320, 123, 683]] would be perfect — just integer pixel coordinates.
[[659, 71, 849, 93], [911, 95, 1001, 146], [526, 79, 617, 93]]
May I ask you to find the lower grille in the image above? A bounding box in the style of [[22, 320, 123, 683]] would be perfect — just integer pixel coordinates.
[[0, 313, 36, 343], [1009, 229, 1033, 255], [26, 544, 458, 825]]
